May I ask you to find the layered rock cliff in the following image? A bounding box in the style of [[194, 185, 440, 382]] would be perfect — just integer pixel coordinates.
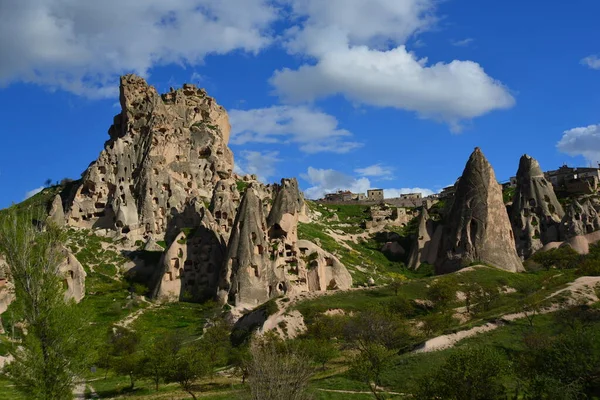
[[510, 154, 564, 258], [436, 148, 523, 273], [65, 74, 234, 237]]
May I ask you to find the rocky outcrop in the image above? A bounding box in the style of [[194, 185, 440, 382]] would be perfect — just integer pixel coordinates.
[[65, 74, 234, 237], [210, 178, 241, 241], [154, 203, 226, 302], [510, 155, 564, 258], [47, 194, 65, 226], [297, 240, 352, 291], [267, 178, 304, 244], [408, 208, 442, 269], [560, 200, 600, 239], [218, 187, 281, 307], [436, 148, 523, 273], [59, 248, 86, 303]]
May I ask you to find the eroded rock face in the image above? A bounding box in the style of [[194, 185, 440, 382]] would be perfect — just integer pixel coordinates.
[[267, 178, 304, 244], [560, 200, 600, 239], [66, 74, 234, 237], [154, 203, 226, 302], [218, 188, 280, 307], [511, 155, 564, 258], [210, 178, 240, 241], [436, 148, 522, 273], [297, 240, 352, 291], [408, 208, 442, 269], [47, 194, 65, 226], [59, 248, 86, 303]]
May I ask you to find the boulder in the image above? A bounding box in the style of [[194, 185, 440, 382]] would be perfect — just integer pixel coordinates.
[[510, 154, 564, 258], [436, 148, 523, 273]]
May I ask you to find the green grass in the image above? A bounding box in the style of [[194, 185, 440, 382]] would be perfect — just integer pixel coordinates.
[[0, 378, 27, 400], [131, 301, 220, 346]]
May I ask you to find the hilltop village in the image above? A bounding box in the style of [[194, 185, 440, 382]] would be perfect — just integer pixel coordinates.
[[2, 75, 600, 399]]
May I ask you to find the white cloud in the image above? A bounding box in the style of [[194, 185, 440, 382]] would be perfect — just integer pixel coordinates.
[[451, 38, 474, 47], [271, 0, 514, 131], [229, 105, 361, 153], [235, 150, 281, 182], [557, 124, 600, 164], [0, 0, 278, 97], [581, 55, 600, 70], [301, 167, 371, 199], [300, 166, 434, 199], [354, 163, 394, 179], [24, 186, 44, 200]]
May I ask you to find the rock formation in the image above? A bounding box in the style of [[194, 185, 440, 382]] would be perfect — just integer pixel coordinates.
[[510, 154, 564, 258], [436, 148, 523, 273], [47, 194, 65, 226], [408, 208, 442, 269], [154, 202, 226, 302], [218, 187, 279, 307], [216, 179, 352, 308], [65, 74, 234, 237], [560, 199, 600, 239], [210, 178, 241, 241], [59, 248, 87, 303]]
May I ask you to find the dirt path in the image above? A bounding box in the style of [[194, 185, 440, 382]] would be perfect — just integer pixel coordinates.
[[115, 297, 158, 329], [414, 276, 600, 353]]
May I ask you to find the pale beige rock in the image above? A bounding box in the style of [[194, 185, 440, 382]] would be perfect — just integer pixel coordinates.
[[59, 247, 87, 303], [297, 240, 353, 291], [560, 200, 600, 239], [47, 194, 65, 226], [436, 148, 523, 273], [408, 208, 442, 269], [154, 203, 226, 302], [510, 155, 564, 258], [65, 75, 234, 237], [210, 178, 241, 241]]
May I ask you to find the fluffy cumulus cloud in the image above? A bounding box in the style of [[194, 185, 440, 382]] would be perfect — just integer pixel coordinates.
[[234, 150, 281, 182], [301, 166, 434, 199], [229, 105, 361, 153], [354, 163, 394, 179], [271, 0, 514, 131], [581, 55, 600, 70], [557, 124, 600, 164], [24, 186, 44, 200], [0, 0, 278, 97]]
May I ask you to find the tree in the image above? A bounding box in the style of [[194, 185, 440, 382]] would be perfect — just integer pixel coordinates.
[[0, 210, 89, 399], [245, 335, 313, 400], [300, 338, 339, 370], [197, 319, 231, 379], [426, 277, 457, 309], [349, 343, 396, 400], [167, 344, 209, 400], [142, 333, 182, 391], [472, 281, 501, 313], [44, 178, 53, 188], [106, 326, 144, 389], [415, 346, 510, 400]]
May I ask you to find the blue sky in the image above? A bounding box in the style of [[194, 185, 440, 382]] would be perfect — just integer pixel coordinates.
[[1, 0, 600, 207]]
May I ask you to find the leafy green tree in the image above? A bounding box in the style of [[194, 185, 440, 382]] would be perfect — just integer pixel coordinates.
[[531, 246, 580, 270], [167, 344, 209, 400], [426, 277, 457, 309], [142, 333, 183, 391], [472, 281, 501, 313], [421, 311, 456, 336], [349, 342, 396, 400], [300, 338, 339, 370], [106, 326, 144, 389], [415, 346, 510, 400], [0, 211, 89, 400], [197, 319, 231, 378]]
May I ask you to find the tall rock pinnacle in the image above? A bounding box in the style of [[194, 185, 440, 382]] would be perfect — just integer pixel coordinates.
[[436, 148, 523, 273], [65, 74, 234, 237], [510, 154, 564, 258]]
